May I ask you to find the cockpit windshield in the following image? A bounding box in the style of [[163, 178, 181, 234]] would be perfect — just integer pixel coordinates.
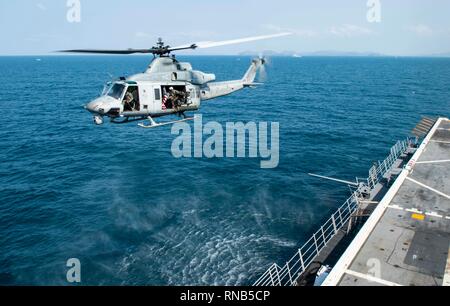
[[107, 83, 126, 100]]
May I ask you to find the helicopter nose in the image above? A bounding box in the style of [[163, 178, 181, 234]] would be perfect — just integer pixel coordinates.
[[85, 101, 100, 113], [85, 98, 110, 114]]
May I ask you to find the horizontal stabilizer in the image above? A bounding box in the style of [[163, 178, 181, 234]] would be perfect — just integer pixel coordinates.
[[244, 82, 263, 87]]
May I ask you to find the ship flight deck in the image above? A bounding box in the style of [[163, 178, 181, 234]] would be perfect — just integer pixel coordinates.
[[323, 117, 450, 286]]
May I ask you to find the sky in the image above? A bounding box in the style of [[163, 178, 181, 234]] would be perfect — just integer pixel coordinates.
[[1, 0, 450, 56]]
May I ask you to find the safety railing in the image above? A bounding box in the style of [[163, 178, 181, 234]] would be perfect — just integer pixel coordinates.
[[365, 138, 413, 189], [253, 138, 416, 286], [253, 192, 359, 286]]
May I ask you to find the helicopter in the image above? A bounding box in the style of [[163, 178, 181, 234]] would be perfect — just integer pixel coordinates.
[[60, 33, 291, 128]]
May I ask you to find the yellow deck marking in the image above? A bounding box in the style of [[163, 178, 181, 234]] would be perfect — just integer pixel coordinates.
[[411, 213, 425, 221]]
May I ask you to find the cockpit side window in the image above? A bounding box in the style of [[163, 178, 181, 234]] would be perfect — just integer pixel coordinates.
[[154, 88, 161, 100], [107, 83, 126, 100]]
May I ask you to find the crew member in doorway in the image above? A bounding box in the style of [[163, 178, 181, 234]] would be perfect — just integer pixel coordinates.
[[168, 87, 185, 111], [124, 91, 135, 111]]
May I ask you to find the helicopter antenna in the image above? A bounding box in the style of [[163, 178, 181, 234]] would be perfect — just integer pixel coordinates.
[[156, 38, 165, 49]]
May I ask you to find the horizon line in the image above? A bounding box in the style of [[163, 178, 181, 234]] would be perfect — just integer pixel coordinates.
[[0, 53, 449, 58]]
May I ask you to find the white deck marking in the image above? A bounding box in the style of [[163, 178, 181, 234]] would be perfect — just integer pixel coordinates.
[[358, 200, 379, 204], [406, 177, 450, 200], [444, 247, 450, 286], [388, 205, 404, 211], [345, 269, 403, 286], [387, 206, 448, 219], [430, 140, 450, 144], [405, 208, 423, 214], [425, 212, 443, 218], [415, 159, 450, 164]]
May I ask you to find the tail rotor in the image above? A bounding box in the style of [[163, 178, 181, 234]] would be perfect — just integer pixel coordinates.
[[257, 53, 269, 82]]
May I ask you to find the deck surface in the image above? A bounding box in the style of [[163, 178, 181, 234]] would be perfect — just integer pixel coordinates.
[[325, 118, 450, 286]]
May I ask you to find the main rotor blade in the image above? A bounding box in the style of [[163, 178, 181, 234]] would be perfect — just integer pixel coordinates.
[[59, 32, 292, 55], [172, 32, 292, 50], [58, 49, 154, 54]]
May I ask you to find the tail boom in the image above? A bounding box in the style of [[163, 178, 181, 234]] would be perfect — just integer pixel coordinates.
[[200, 58, 265, 101]]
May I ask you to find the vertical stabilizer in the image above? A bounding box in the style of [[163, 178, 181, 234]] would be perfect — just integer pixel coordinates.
[[242, 58, 265, 85]]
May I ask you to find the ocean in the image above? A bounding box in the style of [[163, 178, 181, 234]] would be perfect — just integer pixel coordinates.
[[0, 55, 449, 285]]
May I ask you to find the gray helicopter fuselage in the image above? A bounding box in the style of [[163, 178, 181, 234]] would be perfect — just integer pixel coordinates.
[[85, 56, 264, 125]]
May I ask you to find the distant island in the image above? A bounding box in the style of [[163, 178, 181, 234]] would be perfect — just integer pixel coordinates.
[[239, 50, 385, 57], [238, 50, 450, 58], [427, 52, 450, 58]]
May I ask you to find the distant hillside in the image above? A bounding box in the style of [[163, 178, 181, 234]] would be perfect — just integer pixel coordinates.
[[239, 50, 385, 57], [239, 50, 450, 58], [302, 50, 384, 57], [427, 52, 450, 58]]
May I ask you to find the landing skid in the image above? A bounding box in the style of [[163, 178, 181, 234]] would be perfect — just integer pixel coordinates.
[[138, 115, 195, 129]]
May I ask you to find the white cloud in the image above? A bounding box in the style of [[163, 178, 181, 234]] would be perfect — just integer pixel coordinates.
[[329, 24, 373, 37], [261, 24, 286, 33], [36, 3, 47, 11], [262, 23, 377, 39], [406, 24, 434, 36], [177, 31, 218, 38], [261, 24, 317, 38], [293, 29, 317, 38]]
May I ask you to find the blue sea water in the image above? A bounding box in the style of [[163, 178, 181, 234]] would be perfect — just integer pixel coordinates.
[[0, 55, 449, 285]]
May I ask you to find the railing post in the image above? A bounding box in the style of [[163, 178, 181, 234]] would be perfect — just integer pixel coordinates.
[[275, 265, 282, 286], [298, 249, 305, 272], [269, 264, 274, 286], [347, 197, 353, 213], [321, 226, 326, 247], [313, 233, 319, 255], [332, 214, 338, 234], [286, 262, 293, 286], [369, 165, 377, 188]]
